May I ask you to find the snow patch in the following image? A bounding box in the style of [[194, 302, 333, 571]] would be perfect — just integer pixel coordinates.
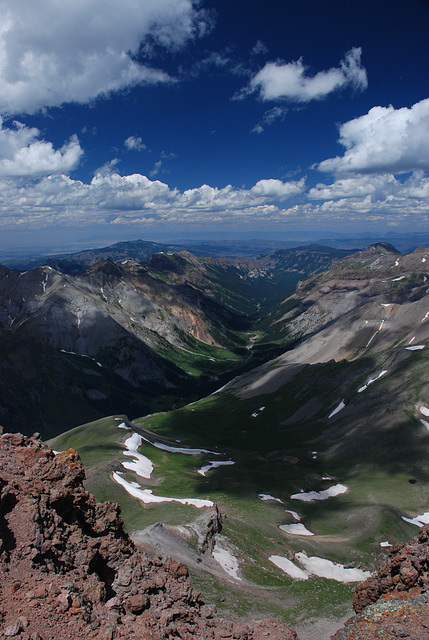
[[421, 312, 429, 323], [420, 419, 429, 430], [212, 538, 242, 580], [391, 275, 405, 282], [269, 555, 309, 580], [328, 400, 346, 419], [402, 512, 429, 527], [295, 552, 371, 583], [291, 484, 348, 502], [122, 433, 153, 479], [405, 345, 425, 351], [279, 523, 314, 536], [285, 509, 301, 520], [112, 472, 213, 508], [259, 494, 283, 503], [357, 370, 388, 393], [198, 460, 235, 476], [380, 541, 392, 548], [420, 406, 429, 417], [148, 440, 220, 456]]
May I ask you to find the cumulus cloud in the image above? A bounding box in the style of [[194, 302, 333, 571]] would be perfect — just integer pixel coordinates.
[[317, 98, 429, 174], [0, 0, 211, 115], [245, 48, 367, 102], [0, 118, 83, 176], [124, 136, 147, 152], [0, 168, 305, 228]]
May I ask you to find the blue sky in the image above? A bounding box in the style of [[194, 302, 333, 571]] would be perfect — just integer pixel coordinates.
[[0, 0, 428, 251]]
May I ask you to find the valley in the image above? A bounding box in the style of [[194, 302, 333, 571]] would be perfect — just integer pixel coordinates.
[[1, 239, 428, 637]]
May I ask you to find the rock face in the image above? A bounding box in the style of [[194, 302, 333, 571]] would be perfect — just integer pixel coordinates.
[[332, 524, 429, 639], [0, 430, 298, 640]]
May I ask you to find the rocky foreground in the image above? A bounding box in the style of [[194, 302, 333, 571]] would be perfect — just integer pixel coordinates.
[[2, 430, 429, 640], [332, 524, 429, 639], [0, 430, 297, 640]]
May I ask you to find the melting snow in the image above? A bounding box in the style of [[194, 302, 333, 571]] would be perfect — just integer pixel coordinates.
[[422, 257, 427, 263], [295, 552, 371, 583], [405, 345, 425, 351], [269, 555, 309, 580], [60, 350, 102, 367], [402, 512, 429, 527], [380, 541, 392, 547], [122, 433, 153, 479], [391, 275, 405, 282], [117, 422, 131, 430], [279, 523, 314, 536], [357, 370, 388, 393], [420, 419, 429, 430], [259, 494, 283, 503], [395, 260, 400, 267], [149, 441, 220, 456], [408, 336, 416, 344], [112, 472, 213, 508], [381, 303, 392, 307], [198, 460, 235, 476], [212, 538, 242, 580], [291, 484, 348, 502], [328, 400, 346, 419], [420, 406, 429, 417], [285, 509, 301, 520], [421, 312, 429, 323]]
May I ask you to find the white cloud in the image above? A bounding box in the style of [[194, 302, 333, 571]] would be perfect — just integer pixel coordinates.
[[318, 98, 429, 174], [0, 0, 211, 115], [246, 48, 367, 102], [308, 174, 399, 200], [0, 118, 83, 176], [124, 136, 147, 152], [0, 168, 305, 228], [252, 106, 288, 133]]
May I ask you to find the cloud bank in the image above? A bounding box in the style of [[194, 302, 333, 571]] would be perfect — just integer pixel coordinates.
[[0, 0, 211, 115], [247, 48, 367, 103], [318, 98, 429, 174]]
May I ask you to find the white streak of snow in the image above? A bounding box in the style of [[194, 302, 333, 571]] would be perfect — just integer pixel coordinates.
[[117, 422, 131, 430], [150, 441, 220, 456], [357, 370, 388, 393], [291, 484, 348, 502], [420, 419, 429, 430], [259, 494, 283, 503], [380, 541, 392, 547], [405, 345, 425, 351], [421, 312, 429, 323], [269, 555, 309, 580], [279, 523, 314, 536], [285, 509, 301, 520], [112, 472, 213, 508], [391, 275, 405, 282], [408, 336, 416, 344], [198, 460, 235, 476], [328, 400, 346, 419]]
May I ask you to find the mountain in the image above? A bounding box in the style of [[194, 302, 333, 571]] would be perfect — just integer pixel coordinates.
[[0, 245, 346, 436], [47, 243, 429, 633]]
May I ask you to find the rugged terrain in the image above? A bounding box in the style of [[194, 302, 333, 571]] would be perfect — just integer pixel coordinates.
[[0, 245, 347, 436], [48, 242, 429, 635], [0, 429, 298, 640]]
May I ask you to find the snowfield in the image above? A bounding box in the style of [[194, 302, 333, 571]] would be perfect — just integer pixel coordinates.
[[291, 484, 348, 502]]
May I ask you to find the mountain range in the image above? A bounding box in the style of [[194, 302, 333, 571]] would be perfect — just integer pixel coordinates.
[[1, 239, 429, 638]]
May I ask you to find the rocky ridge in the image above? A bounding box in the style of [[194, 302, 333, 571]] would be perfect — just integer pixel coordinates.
[[332, 523, 429, 639], [0, 429, 297, 640]]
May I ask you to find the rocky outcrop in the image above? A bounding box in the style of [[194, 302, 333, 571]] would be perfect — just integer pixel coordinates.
[[0, 430, 298, 640], [331, 524, 429, 639]]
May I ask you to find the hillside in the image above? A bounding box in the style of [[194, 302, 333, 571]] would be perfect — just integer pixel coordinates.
[[0, 246, 346, 436], [48, 243, 429, 636]]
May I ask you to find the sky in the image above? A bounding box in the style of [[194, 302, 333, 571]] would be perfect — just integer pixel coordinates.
[[0, 0, 428, 252]]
